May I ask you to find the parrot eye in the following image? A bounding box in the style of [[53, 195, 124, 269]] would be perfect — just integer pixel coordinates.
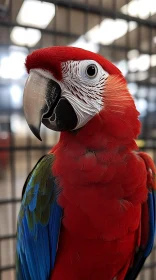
[[85, 64, 98, 78]]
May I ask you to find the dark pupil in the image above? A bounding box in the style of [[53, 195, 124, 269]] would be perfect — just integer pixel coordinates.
[[87, 65, 96, 76]]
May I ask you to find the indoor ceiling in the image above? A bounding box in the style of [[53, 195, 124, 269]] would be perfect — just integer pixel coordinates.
[[0, 0, 155, 51], [0, 0, 156, 85]]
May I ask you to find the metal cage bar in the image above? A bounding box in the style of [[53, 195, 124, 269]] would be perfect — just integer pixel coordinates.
[[0, 0, 156, 279]]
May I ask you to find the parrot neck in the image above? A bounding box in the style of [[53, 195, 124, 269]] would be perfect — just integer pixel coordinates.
[[52, 97, 140, 187], [58, 111, 138, 154], [54, 74, 140, 155]]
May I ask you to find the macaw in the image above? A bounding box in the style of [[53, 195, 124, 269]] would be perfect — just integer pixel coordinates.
[[16, 46, 155, 280]]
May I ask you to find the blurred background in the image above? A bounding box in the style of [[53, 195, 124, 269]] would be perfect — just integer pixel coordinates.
[[0, 0, 156, 279]]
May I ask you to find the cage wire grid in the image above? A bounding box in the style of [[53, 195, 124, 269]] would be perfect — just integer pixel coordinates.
[[0, 0, 156, 279]]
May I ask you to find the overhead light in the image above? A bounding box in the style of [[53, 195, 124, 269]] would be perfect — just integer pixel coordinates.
[[86, 19, 137, 45], [0, 50, 26, 79], [100, 20, 136, 44], [17, 0, 55, 28], [127, 49, 139, 59], [11, 114, 28, 134], [86, 25, 100, 44], [137, 55, 150, 71], [10, 27, 41, 47], [151, 54, 156, 67], [121, 0, 156, 19], [136, 71, 149, 81], [10, 85, 22, 108], [128, 54, 151, 72], [128, 57, 138, 72], [70, 36, 99, 53]]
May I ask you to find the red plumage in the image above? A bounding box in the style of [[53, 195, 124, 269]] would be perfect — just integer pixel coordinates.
[[26, 46, 122, 80], [50, 75, 152, 280], [26, 47, 155, 279]]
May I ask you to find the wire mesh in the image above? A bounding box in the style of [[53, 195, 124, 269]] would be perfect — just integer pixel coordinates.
[[0, 0, 156, 279]]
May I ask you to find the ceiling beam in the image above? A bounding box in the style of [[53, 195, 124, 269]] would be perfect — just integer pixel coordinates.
[[43, 0, 156, 28], [0, 20, 79, 38], [0, 24, 155, 56]]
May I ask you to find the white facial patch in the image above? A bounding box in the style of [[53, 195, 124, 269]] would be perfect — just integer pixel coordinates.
[[61, 60, 109, 129]]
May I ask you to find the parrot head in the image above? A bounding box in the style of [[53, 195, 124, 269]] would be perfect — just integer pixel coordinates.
[[24, 46, 139, 140]]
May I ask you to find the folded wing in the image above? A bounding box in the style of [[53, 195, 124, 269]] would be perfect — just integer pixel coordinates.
[[16, 154, 63, 280]]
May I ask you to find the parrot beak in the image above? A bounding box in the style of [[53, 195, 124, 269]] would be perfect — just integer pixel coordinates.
[[23, 69, 77, 140]]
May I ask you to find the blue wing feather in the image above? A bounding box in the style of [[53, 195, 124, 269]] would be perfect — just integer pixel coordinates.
[[125, 190, 155, 280], [16, 155, 63, 280], [144, 191, 155, 257], [49, 202, 62, 269]]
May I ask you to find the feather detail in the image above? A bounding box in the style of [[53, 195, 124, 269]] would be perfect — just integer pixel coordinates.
[[16, 154, 63, 280], [138, 152, 156, 190]]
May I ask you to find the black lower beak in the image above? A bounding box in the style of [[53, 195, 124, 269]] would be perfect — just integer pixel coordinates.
[[23, 70, 78, 140], [42, 97, 78, 131]]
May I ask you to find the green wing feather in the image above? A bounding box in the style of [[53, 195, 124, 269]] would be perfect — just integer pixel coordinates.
[[16, 153, 62, 280], [18, 154, 55, 226]]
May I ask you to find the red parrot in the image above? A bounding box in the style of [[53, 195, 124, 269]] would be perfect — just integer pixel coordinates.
[[16, 46, 155, 280]]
